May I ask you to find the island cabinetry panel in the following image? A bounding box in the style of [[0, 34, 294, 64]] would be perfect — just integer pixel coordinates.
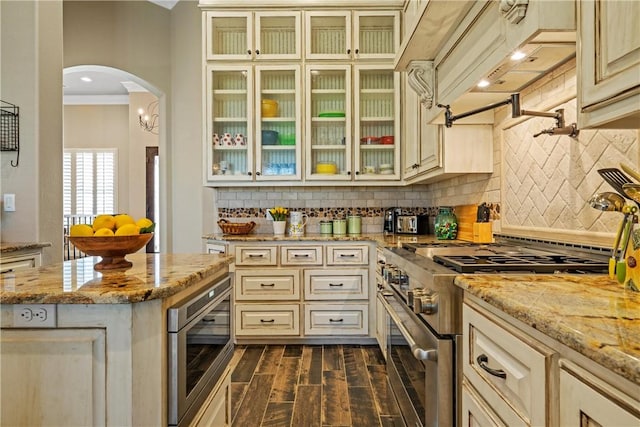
[[0, 250, 42, 273], [578, 0, 640, 128], [463, 303, 554, 426], [190, 367, 231, 427], [559, 360, 640, 426], [0, 328, 106, 427], [229, 241, 375, 343]]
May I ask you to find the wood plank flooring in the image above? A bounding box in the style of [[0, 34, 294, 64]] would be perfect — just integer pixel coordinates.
[[229, 344, 404, 427]]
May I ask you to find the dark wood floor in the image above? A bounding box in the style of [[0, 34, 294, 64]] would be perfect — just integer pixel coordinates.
[[230, 344, 404, 427]]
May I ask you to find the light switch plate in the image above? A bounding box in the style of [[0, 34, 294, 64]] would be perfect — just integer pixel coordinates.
[[3, 193, 15, 211]]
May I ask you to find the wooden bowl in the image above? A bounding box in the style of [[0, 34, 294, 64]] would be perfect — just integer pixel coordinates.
[[68, 233, 153, 271]]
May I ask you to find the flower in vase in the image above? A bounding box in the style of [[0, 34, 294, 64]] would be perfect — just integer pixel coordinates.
[[269, 206, 289, 221]]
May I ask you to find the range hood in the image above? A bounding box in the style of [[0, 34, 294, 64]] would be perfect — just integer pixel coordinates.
[[397, 0, 577, 125]]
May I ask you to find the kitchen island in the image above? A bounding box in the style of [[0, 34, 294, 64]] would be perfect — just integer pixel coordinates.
[[0, 253, 232, 427], [455, 274, 640, 424]]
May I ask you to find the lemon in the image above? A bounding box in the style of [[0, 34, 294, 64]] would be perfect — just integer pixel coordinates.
[[136, 217, 155, 233], [115, 223, 140, 236], [114, 214, 135, 230], [70, 224, 94, 237], [94, 227, 115, 237], [93, 215, 116, 231]]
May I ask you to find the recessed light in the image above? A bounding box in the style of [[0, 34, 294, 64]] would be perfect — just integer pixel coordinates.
[[477, 79, 490, 88], [510, 51, 526, 61], [80, 76, 92, 82]]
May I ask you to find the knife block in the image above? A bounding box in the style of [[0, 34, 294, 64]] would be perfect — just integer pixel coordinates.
[[473, 222, 493, 243]]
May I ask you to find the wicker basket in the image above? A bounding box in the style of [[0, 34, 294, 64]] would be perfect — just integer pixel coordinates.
[[217, 219, 256, 235]]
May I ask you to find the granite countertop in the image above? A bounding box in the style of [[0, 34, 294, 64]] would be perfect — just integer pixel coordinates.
[[1, 242, 52, 254], [203, 232, 453, 248], [0, 253, 233, 304], [455, 274, 640, 386]]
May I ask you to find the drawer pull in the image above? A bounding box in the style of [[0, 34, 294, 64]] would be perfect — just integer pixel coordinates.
[[260, 283, 275, 287], [293, 254, 310, 258], [329, 283, 344, 287], [248, 254, 265, 258], [260, 319, 275, 323], [477, 354, 507, 379], [329, 318, 344, 323], [202, 318, 216, 323], [339, 254, 356, 257]]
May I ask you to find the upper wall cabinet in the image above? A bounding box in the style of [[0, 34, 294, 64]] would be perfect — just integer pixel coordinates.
[[577, 0, 640, 128], [205, 11, 301, 61], [305, 11, 400, 61]]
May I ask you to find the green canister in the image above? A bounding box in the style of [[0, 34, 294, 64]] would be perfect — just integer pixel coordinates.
[[319, 220, 333, 235], [347, 215, 362, 235], [332, 219, 347, 235]]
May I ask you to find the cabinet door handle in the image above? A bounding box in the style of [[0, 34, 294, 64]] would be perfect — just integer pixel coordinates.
[[260, 283, 275, 287], [476, 354, 507, 379], [355, 171, 360, 175], [329, 283, 344, 287], [347, 171, 351, 175], [260, 319, 275, 323], [255, 49, 260, 55], [256, 171, 261, 176], [248, 254, 265, 258], [346, 48, 351, 54], [247, 172, 252, 176], [247, 49, 252, 55], [354, 48, 359, 54], [329, 318, 344, 322], [293, 254, 310, 258]]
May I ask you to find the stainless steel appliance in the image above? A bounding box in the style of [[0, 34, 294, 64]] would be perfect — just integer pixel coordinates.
[[384, 207, 396, 234], [396, 215, 429, 234], [379, 240, 607, 427], [168, 275, 233, 427]]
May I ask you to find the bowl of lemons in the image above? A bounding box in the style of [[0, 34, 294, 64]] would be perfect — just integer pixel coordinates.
[[68, 214, 155, 271]]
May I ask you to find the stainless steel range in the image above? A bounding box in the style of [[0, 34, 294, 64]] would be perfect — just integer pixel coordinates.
[[378, 240, 607, 427]]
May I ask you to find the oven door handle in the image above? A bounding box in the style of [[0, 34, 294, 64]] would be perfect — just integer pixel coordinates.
[[381, 295, 438, 362]]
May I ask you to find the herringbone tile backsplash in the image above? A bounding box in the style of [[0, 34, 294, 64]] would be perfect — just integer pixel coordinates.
[[503, 102, 638, 234]]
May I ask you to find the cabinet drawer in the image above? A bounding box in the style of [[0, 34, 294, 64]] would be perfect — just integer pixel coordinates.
[[235, 304, 300, 336], [461, 380, 509, 427], [327, 245, 369, 265], [304, 268, 368, 300], [235, 269, 300, 300], [234, 246, 277, 266], [281, 246, 322, 266], [304, 304, 368, 336], [463, 304, 551, 426]]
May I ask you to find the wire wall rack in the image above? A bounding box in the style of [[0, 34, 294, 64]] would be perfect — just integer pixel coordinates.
[[1, 100, 20, 167]]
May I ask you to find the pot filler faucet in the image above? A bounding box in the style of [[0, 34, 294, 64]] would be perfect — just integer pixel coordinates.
[[437, 93, 579, 138]]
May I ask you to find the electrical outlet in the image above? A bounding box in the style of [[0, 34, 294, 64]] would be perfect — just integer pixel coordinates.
[[13, 304, 56, 327]]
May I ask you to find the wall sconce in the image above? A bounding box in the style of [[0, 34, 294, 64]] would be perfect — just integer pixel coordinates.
[[138, 100, 159, 134]]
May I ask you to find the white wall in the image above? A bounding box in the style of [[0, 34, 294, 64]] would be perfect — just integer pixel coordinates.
[[1, 0, 63, 265]]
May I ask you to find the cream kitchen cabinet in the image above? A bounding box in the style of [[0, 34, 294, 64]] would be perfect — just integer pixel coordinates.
[[205, 64, 302, 183], [204, 11, 301, 61], [0, 250, 42, 273], [559, 360, 640, 426], [190, 367, 231, 427], [305, 64, 401, 181], [577, 0, 640, 129], [403, 122, 493, 184], [462, 303, 554, 426], [305, 10, 399, 61], [228, 241, 376, 343]]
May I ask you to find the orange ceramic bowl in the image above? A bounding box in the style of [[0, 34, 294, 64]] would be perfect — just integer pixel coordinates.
[[68, 233, 153, 271]]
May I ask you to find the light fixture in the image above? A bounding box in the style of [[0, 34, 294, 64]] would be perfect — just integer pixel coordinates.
[[477, 79, 490, 88], [80, 76, 92, 82], [510, 50, 526, 61], [138, 100, 159, 134]]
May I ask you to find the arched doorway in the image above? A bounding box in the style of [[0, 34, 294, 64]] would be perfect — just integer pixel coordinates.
[[62, 65, 163, 257]]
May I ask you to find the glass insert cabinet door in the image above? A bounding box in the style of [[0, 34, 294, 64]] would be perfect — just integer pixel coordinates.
[[354, 65, 400, 180], [305, 65, 352, 181], [353, 11, 400, 60], [205, 11, 300, 61], [255, 65, 302, 181], [305, 11, 351, 60], [206, 65, 253, 181]]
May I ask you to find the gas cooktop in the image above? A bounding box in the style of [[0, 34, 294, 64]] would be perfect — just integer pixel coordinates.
[[401, 241, 608, 274]]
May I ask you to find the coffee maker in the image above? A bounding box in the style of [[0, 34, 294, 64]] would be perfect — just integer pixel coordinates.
[[384, 207, 396, 234]]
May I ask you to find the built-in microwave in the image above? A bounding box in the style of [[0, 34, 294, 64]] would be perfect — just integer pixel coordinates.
[[167, 275, 233, 427]]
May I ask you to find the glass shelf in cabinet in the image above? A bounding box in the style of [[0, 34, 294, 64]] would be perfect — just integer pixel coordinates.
[[213, 145, 248, 150], [311, 145, 347, 150], [212, 117, 248, 122]]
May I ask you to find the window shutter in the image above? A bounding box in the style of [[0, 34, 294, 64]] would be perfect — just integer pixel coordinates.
[[63, 149, 118, 215]]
